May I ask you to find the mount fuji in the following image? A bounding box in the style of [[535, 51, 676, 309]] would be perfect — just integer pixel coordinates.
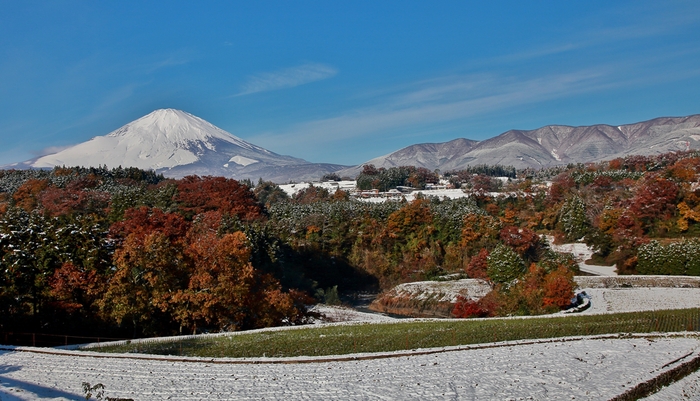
[[18, 109, 347, 183]]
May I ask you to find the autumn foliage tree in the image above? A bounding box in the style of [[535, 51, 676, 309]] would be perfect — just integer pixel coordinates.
[[451, 296, 490, 318], [630, 175, 679, 222], [466, 248, 489, 279], [99, 208, 189, 333], [176, 175, 263, 221], [49, 262, 101, 315], [12, 178, 48, 211]]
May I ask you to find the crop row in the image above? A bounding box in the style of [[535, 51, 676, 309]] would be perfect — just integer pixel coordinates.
[[90, 308, 700, 358]]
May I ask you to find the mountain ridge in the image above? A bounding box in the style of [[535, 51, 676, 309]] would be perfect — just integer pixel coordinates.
[[338, 114, 700, 177], [7, 110, 700, 182]]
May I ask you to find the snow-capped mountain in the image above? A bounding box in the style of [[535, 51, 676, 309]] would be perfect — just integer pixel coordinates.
[[338, 114, 700, 176], [22, 109, 347, 182]]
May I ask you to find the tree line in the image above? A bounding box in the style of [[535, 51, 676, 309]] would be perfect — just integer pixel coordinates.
[[2, 151, 700, 336]]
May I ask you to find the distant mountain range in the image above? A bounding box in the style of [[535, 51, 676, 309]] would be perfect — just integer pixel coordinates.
[[6, 110, 700, 183], [337, 114, 700, 177], [10, 109, 348, 183]]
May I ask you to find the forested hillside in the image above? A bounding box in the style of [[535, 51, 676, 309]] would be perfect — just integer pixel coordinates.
[[2, 150, 700, 337]]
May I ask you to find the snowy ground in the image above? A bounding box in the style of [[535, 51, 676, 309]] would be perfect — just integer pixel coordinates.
[[309, 305, 396, 323], [1, 334, 700, 400], [548, 238, 618, 276], [376, 278, 492, 304], [582, 287, 700, 314], [278, 181, 356, 197], [4, 282, 700, 400], [644, 366, 700, 400]]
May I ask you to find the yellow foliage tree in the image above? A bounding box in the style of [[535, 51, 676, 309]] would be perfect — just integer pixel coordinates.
[[677, 201, 700, 232]]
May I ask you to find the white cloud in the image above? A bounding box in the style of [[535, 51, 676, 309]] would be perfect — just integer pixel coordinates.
[[234, 63, 337, 96]]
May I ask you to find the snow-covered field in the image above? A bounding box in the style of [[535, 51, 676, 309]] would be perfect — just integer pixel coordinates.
[[1, 334, 699, 400], [6, 270, 696, 400], [583, 287, 700, 314], [3, 284, 700, 400]]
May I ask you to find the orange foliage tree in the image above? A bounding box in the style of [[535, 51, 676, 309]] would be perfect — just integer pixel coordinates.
[[12, 178, 48, 211], [466, 248, 489, 279], [542, 266, 576, 309], [100, 208, 190, 333], [176, 230, 307, 332]]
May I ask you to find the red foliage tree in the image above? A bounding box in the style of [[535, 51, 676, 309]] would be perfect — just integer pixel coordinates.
[[40, 187, 109, 217], [452, 296, 490, 318], [470, 174, 500, 193], [547, 174, 575, 205], [499, 225, 541, 264], [466, 248, 489, 279], [630, 175, 679, 220], [293, 185, 330, 204], [176, 175, 263, 221], [49, 262, 101, 314], [110, 207, 190, 243]]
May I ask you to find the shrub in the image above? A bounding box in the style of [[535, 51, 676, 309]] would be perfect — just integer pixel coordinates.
[[451, 296, 489, 318], [637, 239, 700, 276]]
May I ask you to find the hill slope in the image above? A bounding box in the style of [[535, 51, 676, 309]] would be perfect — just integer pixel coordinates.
[[339, 114, 700, 176]]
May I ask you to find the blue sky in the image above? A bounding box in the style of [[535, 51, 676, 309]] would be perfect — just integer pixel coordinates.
[[2, 1, 700, 166]]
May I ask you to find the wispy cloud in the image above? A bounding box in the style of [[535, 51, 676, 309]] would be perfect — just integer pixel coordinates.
[[248, 3, 700, 156], [249, 69, 611, 149], [142, 50, 194, 74], [234, 63, 337, 96]]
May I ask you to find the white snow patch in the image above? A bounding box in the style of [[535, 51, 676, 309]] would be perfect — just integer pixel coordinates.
[[310, 305, 396, 323], [384, 279, 492, 303], [279, 181, 356, 197], [228, 155, 259, 166], [582, 287, 700, 314], [551, 148, 562, 161]]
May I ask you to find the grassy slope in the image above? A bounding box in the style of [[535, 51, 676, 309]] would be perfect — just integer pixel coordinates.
[[91, 308, 700, 358]]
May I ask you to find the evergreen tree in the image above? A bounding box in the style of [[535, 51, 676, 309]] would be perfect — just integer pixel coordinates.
[[486, 244, 526, 285]]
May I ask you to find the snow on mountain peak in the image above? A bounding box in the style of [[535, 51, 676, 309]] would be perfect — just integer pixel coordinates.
[[108, 109, 253, 150], [31, 109, 262, 171]]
